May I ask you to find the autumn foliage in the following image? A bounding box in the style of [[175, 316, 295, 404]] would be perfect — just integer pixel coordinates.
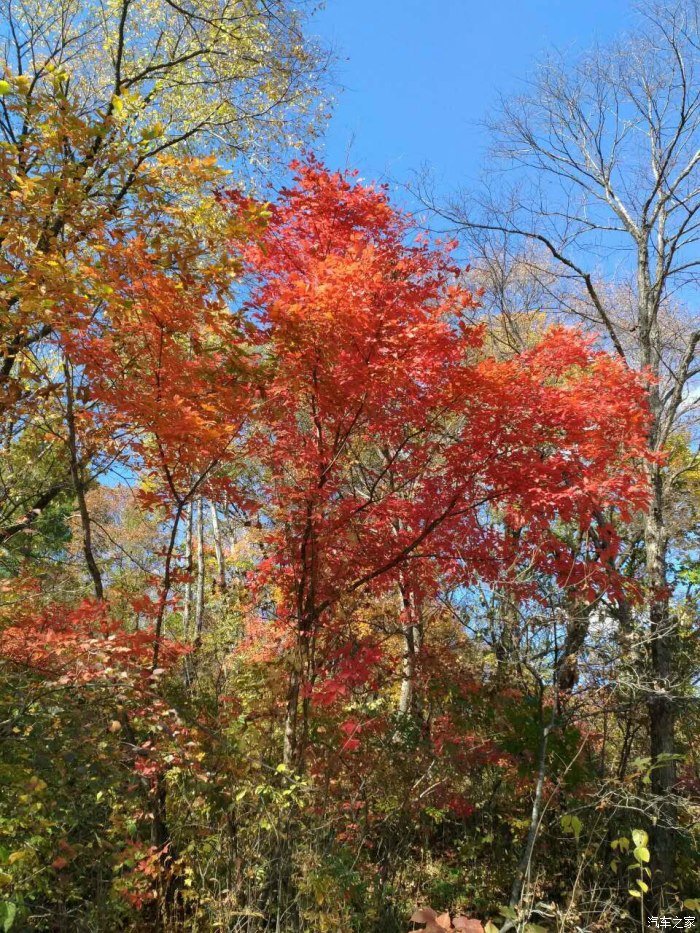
[[3, 157, 689, 933]]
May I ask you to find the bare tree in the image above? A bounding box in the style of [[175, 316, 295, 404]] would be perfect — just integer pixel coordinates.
[[419, 0, 700, 897]]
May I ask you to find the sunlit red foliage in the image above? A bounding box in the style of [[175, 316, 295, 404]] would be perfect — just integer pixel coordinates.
[[63, 236, 252, 508], [223, 160, 652, 766], [0, 596, 186, 685]]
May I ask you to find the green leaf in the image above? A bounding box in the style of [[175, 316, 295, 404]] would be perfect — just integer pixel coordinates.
[[633, 846, 650, 863], [637, 881, 649, 893], [140, 122, 164, 141], [560, 813, 582, 839], [0, 902, 17, 932], [628, 889, 642, 898], [499, 907, 517, 921], [570, 815, 582, 840], [484, 923, 500, 933], [524, 925, 548, 933], [683, 899, 700, 911], [631, 829, 648, 848]]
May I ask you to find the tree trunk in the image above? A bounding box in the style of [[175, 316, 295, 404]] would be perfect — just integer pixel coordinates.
[[63, 358, 104, 601], [645, 464, 677, 899], [637, 268, 677, 896], [397, 583, 422, 718], [499, 689, 558, 933], [152, 503, 185, 671], [283, 503, 318, 772], [182, 501, 194, 641], [283, 624, 313, 771], [557, 598, 590, 693], [283, 666, 301, 770], [194, 497, 205, 640], [209, 502, 227, 592]]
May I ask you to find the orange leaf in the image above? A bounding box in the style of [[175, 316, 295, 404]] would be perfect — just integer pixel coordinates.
[[453, 918, 485, 933]]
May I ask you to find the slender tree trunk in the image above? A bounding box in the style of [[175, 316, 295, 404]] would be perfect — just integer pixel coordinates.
[[498, 686, 559, 933], [283, 503, 318, 771], [637, 275, 677, 896], [397, 583, 422, 718], [283, 666, 301, 769], [63, 358, 103, 600], [278, 613, 313, 929], [616, 707, 638, 781], [152, 503, 185, 671], [492, 591, 519, 688], [645, 464, 677, 898], [509, 717, 552, 909], [182, 501, 194, 641], [209, 502, 226, 592], [398, 624, 417, 717], [194, 497, 205, 640], [283, 623, 313, 770], [151, 771, 170, 850], [557, 598, 590, 693]]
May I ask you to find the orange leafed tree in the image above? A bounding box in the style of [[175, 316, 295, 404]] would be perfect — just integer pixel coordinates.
[[227, 160, 652, 768], [0, 154, 661, 929]]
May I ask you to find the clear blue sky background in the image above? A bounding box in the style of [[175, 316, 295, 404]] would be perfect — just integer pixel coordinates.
[[313, 0, 634, 203]]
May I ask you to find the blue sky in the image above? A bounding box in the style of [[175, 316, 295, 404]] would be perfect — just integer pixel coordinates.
[[313, 0, 633, 202]]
